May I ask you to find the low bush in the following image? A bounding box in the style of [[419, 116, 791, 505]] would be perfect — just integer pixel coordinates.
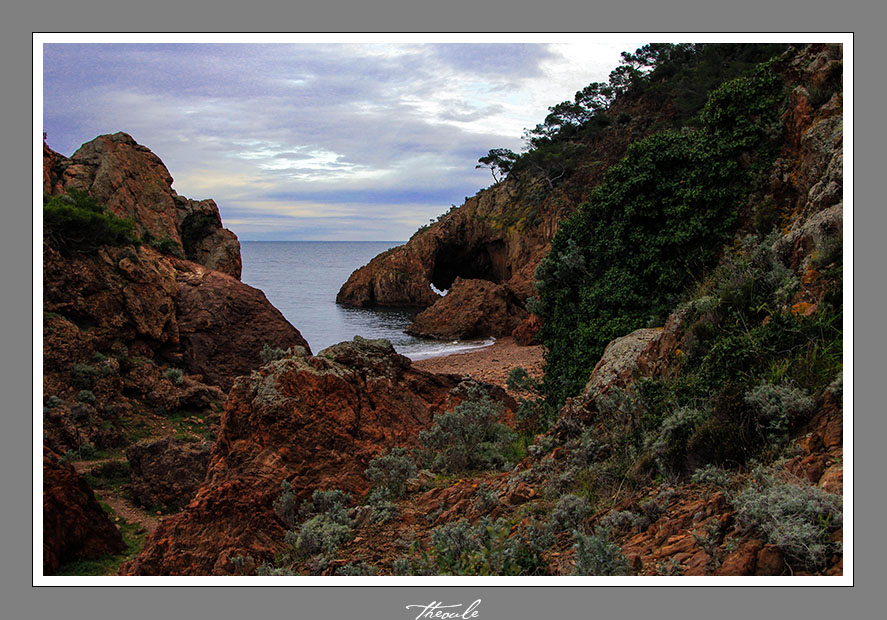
[[572, 529, 632, 576], [365, 447, 416, 500], [70, 363, 98, 389], [548, 494, 591, 534], [419, 387, 517, 473], [731, 467, 842, 569], [163, 367, 185, 386], [44, 190, 139, 253]]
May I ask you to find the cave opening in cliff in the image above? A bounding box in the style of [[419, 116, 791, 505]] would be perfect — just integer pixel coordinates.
[[430, 240, 510, 290]]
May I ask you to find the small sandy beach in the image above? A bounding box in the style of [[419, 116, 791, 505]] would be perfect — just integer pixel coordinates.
[[412, 336, 544, 392]]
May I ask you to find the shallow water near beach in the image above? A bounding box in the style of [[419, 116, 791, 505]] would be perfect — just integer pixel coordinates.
[[240, 241, 494, 360]]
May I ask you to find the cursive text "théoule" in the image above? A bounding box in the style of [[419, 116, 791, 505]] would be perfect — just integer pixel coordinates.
[[405, 599, 481, 620]]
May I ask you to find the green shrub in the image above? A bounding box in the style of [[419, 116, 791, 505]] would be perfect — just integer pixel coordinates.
[[334, 562, 378, 576], [45, 395, 63, 409], [419, 388, 517, 473], [77, 389, 96, 404], [163, 367, 185, 386], [534, 62, 786, 406], [572, 529, 632, 575], [731, 467, 842, 569], [44, 190, 139, 253], [365, 447, 416, 500], [149, 236, 184, 258], [70, 363, 98, 389], [649, 407, 710, 477]]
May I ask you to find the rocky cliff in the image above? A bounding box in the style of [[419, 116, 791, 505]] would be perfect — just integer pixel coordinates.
[[44, 133, 242, 278], [42, 134, 312, 573]]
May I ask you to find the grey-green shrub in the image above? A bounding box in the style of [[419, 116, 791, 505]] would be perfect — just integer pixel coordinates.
[[572, 529, 632, 575], [283, 488, 354, 557], [419, 388, 517, 473], [163, 367, 185, 386], [548, 494, 591, 533], [365, 447, 417, 499], [691, 464, 731, 487], [731, 467, 842, 568], [273, 479, 299, 527], [744, 381, 814, 439]]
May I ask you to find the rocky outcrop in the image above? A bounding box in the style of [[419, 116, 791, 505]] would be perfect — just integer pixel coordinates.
[[512, 315, 542, 346], [43, 133, 242, 278], [406, 277, 528, 340], [43, 447, 126, 574], [122, 338, 510, 575], [43, 241, 309, 452], [126, 438, 212, 511]]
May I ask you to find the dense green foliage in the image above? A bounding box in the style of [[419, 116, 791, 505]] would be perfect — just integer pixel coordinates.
[[44, 190, 139, 253], [535, 60, 787, 405]]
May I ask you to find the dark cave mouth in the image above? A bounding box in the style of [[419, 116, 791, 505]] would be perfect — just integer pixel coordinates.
[[429, 240, 510, 291]]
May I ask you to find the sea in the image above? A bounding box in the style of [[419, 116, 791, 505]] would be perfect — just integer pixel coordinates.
[[240, 241, 495, 360]]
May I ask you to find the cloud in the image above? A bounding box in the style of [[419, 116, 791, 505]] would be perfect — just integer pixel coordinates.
[[42, 39, 648, 240]]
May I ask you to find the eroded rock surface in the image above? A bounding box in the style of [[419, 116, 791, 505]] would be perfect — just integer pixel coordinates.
[[122, 338, 508, 575], [126, 437, 212, 511]]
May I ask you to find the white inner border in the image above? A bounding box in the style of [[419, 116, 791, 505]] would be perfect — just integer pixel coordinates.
[[34, 31, 853, 587]]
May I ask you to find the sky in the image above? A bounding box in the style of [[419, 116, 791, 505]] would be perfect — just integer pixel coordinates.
[[42, 37, 650, 241]]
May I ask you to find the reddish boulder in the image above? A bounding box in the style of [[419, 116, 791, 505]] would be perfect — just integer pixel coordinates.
[[174, 261, 310, 391], [43, 447, 126, 574], [122, 338, 502, 575], [406, 277, 528, 340], [126, 437, 212, 511]]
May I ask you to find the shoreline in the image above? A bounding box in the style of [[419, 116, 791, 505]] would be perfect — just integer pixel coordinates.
[[411, 336, 544, 392]]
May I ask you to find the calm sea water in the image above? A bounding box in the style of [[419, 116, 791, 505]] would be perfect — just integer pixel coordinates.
[[239, 241, 494, 360]]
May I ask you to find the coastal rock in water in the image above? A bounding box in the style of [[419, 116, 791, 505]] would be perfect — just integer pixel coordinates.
[[43, 447, 126, 574], [406, 277, 528, 340], [121, 337, 508, 575], [43, 133, 242, 279], [126, 437, 212, 511]]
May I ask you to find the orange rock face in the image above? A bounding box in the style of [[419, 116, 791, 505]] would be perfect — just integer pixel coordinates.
[[121, 338, 505, 575]]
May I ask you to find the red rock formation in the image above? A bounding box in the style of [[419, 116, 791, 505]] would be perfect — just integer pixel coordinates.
[[512, 314, 542, 346], [121, 338, 509, 575], [126, 438, 212, 511], [406, 277, 528, 340], [43, 241, 309, 452], [43, 133, 241, 278], [43, 447, 126, 574]]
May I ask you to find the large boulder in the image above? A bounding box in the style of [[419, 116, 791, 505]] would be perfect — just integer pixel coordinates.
[[406, 277, 528, 340], [43, 447, 126, 574], [126, 437, 212, 511], [121, 337, 509, 575]]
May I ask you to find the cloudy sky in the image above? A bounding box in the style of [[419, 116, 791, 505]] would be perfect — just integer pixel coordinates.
[[42, 37, 650, 241]]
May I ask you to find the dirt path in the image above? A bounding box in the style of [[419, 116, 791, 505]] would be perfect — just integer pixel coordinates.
[[73, 458, 162, 534]]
